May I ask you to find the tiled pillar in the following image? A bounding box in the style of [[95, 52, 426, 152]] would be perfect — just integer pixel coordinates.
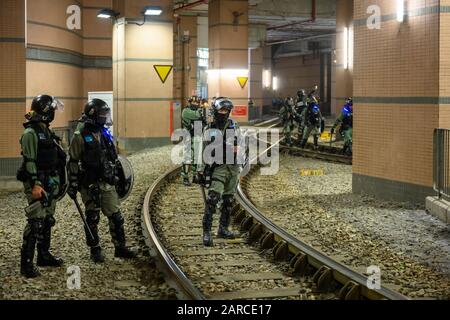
[[439, 0, 450, 127], [352, 0, 442, 204], [113, 0, 174, 152], [331, 0, 353, 117], [26, 0, 113, 144], [0, 0, 26, 176], [173, 15, 198, 106], [249, 47, 263, 121], [208, 0, 249, 124]]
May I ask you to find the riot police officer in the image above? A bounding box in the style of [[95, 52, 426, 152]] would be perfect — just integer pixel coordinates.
[[197, 98, 243, 247], [17, 95, 65, 278], [294, 90, 307, 141], [181, 96, 205, 186], [331, 98, 353, 155], [68, 99, 136, 263], [279, 97, 296, 146], [300, 94, 324, 149]]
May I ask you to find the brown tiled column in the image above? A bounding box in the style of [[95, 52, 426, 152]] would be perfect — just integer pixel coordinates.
[[249, 47, 263, 121], [173, 15, 198, 106], [208, 0, 249, 124], [352, 0, 444, 204], [331, 0, 353, 117], [113, 0, 174, 152], [440, 0, 450, 127], [273, 55, 321, 99], [26, 0, 113, 144], [0, 0, 26, 176]]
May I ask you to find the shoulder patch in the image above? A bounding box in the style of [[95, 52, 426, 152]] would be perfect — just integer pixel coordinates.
[[84, 135, 94, 143], [38, 133, 47, 140], [228, 120, 237, 129]]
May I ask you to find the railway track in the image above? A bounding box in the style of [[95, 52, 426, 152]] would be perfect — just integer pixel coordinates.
[[252, 120, 352, 165], [140, 128, 408, 300], [281, 144, 352, 165]]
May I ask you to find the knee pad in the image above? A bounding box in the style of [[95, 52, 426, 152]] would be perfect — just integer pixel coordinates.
[[86, 210, 100, 226], [222, 195, 234, 207], [109, 211, 124, 226], [27, 218, 44, 239], [206, 191, 221, 206], [44, 215, 56, 227]]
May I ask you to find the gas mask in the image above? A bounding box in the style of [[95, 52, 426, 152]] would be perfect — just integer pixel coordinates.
[[215, 110, 230, 127]]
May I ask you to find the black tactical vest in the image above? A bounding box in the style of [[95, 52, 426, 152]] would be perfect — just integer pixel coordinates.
[[80, 124, 118, 184], [24, 122, 59, 171], [342, 113, 353, 128], [207, 119, 239, 165], [307, 108, 320, 126]]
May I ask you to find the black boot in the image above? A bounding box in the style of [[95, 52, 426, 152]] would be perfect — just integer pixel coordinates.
[[37, 216, 63, 267], [300, 138, 308, 149], [217, 196, 238, 239], [192, 174, 199, 185], [84, 210, 104, 263], [90, 246, 105, 263], [203, 214, 213, 247], [182, 165, 191, 186], [203, 191, 220, 247], [20, 219, 42, 278], [313, 136, 319, 150], [108, 211, 137, 259], [183, 177, 191, 186]]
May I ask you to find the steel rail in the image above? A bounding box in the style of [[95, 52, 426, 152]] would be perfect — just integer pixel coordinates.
[[235, 140, 408, 300], [141, 124, 408, 300], [141, 166, 206, 300]]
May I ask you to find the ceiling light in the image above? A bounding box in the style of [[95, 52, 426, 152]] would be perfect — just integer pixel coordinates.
[[397, 0, 405, 22], [97, 8, 120, 19], [144, 6, 162, 16]]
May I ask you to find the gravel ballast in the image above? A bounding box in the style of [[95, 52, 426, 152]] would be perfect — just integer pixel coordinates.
[[0, 146, 175, 300], [246, 154, 450, 299]]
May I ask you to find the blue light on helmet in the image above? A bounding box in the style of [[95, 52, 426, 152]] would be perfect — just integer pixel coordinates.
[[102, 127, 114, 143]]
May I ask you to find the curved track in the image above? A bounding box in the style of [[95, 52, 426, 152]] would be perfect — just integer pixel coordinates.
[[140, 128, 408, 300]]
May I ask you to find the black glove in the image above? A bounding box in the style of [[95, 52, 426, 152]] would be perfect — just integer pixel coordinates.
[[67, 181, 78, 199], [330, 127, 335, 134]]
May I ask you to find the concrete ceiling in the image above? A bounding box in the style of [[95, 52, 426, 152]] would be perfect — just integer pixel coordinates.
[[174, 0, 336, 46]]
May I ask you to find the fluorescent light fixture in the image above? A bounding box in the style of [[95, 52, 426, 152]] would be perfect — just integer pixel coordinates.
[[263, 70, 271, 88], [349, 27, 354, 69], [97, 8, 119, 19], [144, 6, 162, 16], [343, 27, 349, 70], [272, 76, 279, 91], [397, 0, 404, 22]]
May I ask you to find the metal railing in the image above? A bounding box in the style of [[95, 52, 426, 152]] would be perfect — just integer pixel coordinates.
[[433, 129, 450, 200]]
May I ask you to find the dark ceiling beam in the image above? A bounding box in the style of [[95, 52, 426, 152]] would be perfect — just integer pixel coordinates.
[[174, 0, 208, 13], [267, 0, 316, 31]]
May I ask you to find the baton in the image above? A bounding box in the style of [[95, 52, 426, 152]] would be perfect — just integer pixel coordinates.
[[72, 196, 95, 242], [199, 185, 207, 205]]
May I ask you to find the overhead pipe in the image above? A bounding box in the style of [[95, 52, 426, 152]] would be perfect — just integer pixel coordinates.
[[174, 0, 208, 13], [265, 32, 336, 46], [267, 0, 316, 31]]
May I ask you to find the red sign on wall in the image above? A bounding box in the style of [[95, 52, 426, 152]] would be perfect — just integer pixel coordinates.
[[232, 105, 247, 117]]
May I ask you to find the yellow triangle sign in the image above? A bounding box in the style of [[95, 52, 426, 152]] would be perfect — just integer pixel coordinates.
[[237, 77, 248, 89], [154, 65, 173, 84]]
